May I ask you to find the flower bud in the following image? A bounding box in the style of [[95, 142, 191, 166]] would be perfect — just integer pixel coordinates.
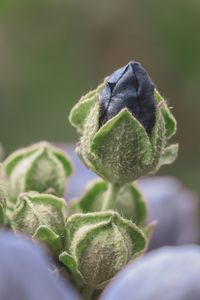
[[99, 61, 156, 134], [11, 192, 67, 255], [59, 211, 146, 290], [69, 61, 178, 184], [4, 141, 72, 204], [72, 179, 147, 227]]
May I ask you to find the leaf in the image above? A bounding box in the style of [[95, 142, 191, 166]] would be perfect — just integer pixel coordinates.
[[154, 89, 177, 139], [34, 225, 63, 255], [91, 109, 153, 184]]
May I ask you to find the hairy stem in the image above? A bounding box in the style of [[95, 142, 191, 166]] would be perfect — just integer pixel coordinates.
[[101, 183, 121, 211]]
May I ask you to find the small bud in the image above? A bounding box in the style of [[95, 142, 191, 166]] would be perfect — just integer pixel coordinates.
[[11, 192, 67, 255], [59, 211, 146, 289], [72, 179, 147, 227], [69, 61, 178, 184], [4, 141, 72, 204]]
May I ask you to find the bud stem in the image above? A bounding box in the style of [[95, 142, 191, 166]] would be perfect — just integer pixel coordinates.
[[101, 183, 121, 211], [82, 286, 94, 300]]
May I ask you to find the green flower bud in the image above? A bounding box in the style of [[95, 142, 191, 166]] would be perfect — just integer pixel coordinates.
[[69, 61, 178, 184], [11, 192, 67, 255], [4, 141, 72, 204], [72, 179, 147, 227], [59, 211, 146, 290]]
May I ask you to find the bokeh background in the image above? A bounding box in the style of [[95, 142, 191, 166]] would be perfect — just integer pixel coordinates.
[[0, 0, 199, 195]]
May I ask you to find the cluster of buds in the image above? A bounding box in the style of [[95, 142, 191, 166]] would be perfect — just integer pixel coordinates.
[[0, 61, 178, 299]]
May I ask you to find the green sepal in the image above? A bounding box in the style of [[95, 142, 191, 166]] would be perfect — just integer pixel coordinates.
[[149, 108, 166, 172], [91, 109, 153, 184], [69, 81, 105, 133], [73, 179, 147, 226], [159, 143, 179, 167], [59, 251, 84, 284], [76, 101, 100, 174], [69, 96, 97, 133], [51, 147, 72, 177], [154, 89, 177, 139], [34, 225, 63, 255], [143, 220, 157, 240], [24, 148, 66, 196]]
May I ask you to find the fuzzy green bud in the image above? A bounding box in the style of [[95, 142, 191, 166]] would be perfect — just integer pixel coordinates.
[[11, 192, 67, 255], [59, 211, 146, 290], [72, 179, 147, 227], [69, 61, 178, 184], [4, 141, 72, 204]]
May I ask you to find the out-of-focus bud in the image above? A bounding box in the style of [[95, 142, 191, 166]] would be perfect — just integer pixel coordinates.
[[72, 179, 147, 227], [4, 141, 72, 204], [11, 192, 67, 255], [59, 211, 146, 291], [69, 61, 178, 184], [101, 246, 200, 300]]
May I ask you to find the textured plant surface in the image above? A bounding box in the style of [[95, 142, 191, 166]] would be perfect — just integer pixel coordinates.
[[4, 141, 72, 205], [69, 61, 178, 185], [0, 60, 179, 300]]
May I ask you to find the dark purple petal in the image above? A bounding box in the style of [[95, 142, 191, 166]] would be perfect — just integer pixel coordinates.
[[99, 61, 156, 134]]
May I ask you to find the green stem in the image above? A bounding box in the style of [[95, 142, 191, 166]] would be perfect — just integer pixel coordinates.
[[82, 286, 94, 300], [101, 183, 121, 211]]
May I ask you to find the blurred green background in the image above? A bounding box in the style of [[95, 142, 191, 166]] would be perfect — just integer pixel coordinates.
[[0, 0, 199, 195]]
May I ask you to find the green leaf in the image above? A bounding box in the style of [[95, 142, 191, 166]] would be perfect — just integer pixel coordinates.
[[160, 143, 179, 166], [154, 89, 177, 139], [91, 109, 153, 184], [34, 225, 63, 255]]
